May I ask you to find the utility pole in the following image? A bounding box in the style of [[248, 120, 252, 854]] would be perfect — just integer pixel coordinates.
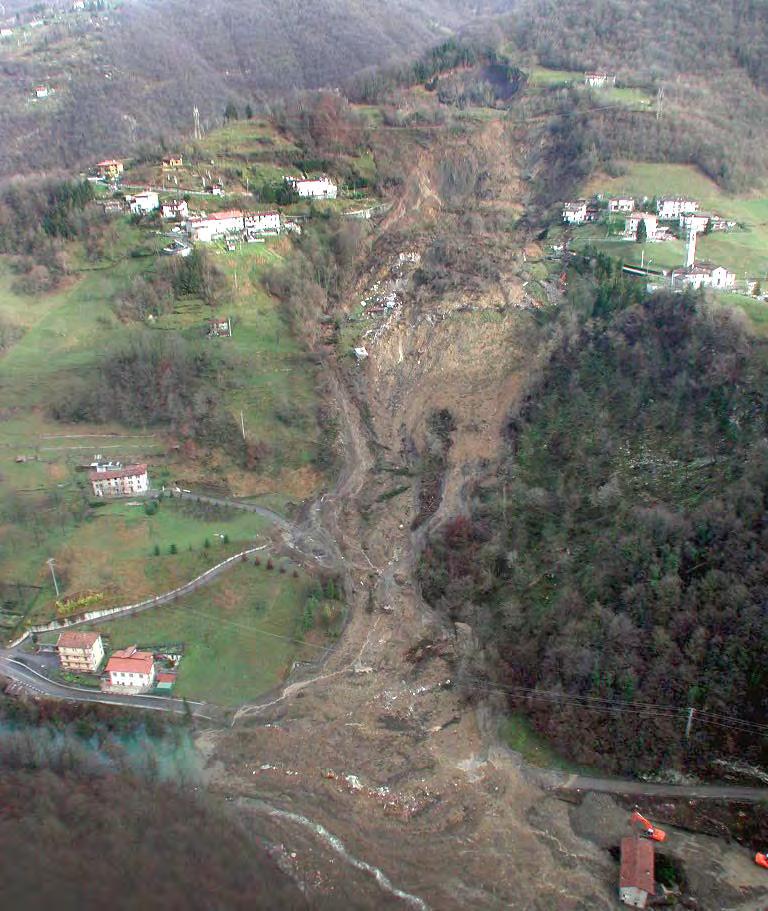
[[656, 86, 664, 122], [685, 707, 695, 740], [240, 410, 246, 440], [193, 106, 202, 141], [46, 558, 60, 598]]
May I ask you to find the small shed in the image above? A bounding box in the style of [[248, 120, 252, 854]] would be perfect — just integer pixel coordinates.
[[619, 837, 655, 908], [156, 672, 176, 691]]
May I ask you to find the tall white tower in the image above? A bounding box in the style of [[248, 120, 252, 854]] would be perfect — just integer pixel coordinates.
[[685, 222, 696, 268]]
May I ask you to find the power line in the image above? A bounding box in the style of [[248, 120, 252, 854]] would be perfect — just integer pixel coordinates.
[[462, 676, 768, 736]]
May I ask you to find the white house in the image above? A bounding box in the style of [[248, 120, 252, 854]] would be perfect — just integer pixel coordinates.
[[619, 837, 654, 908], [0, 28, 14, 38], [244, 211, 281, 236], [608, 197, 635, 214], [89, 463, 149, 497], [656, 197, 698, 220], [671, 262, 735, 291], [33, 84, 52, 99], [584, 72, 616, 88], [186, 209, 244, 243], [624, 212, 658, 240], [679, 212, 712, 235], [161, 199, 189, 220], [57, 631, 104, 673], [562, 200, 588, 225], [127, 191, 159, 216], [287, 176, 338, 199], [104, 646, 155, 692]]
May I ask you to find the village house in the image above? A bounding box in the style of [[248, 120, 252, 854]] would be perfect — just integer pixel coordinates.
[[584, 71, 617, 88], [562, 200, 588, 225], [679, 211, 714, 235], [102, 199, 124, 215], [162, 154, 183, 169], [186, 209, 244, 243], [161, 199, 189, 220], [33, 84, 52, 99], [656, 197, 698, 220], [57, 631, 105, 673], [624, 212, 658, 240], [244, 210, 281, 237], [608, 197, 635, 214], [671, 262, 735, 291], [89, 463, 149, 497], [127, 191, 159, 215], [103, 646, 155, 692], [286, 175, 338, 199], [161, 239, 192, 257], [208, 316, 231, 337], [95, 159, 124, 180], [206, 182, 224, 196], [0, 27, 14, 38], [619, 837, 655, 908]]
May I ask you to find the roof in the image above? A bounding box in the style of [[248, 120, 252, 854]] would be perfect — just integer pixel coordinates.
[[97, 159, 121, 166], [156, 672, 176, 683], [106, 646, 154, 676], [189, 210, 244, 224], [620, 837, 654, 895], [89, 463, 147, 482], [57, 631, 101, 650]]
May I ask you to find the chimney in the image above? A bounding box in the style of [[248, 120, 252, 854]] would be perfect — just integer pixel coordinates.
[[686, 222, 696, 268]]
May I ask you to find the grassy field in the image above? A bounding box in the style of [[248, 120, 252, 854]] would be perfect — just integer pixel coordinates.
[[499, 714, 587, 772], [71, 562, 321, 705], [0, 213, 323, 643], [575, 163, 768, 277], [526, 67, 653, 109]]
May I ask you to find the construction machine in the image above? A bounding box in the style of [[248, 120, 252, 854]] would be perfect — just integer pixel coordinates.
[[631, 808, 667, 843], [755, 851, 768, 869]]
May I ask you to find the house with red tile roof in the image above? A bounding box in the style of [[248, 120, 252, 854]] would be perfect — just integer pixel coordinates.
[[104, 646, 155, 691], [89, 463, 149, 498], [619, 837, 655, 908]]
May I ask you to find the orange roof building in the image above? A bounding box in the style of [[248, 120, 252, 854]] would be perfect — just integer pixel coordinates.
[[619, 837, 655, 908], [105, 646, 155, 689]]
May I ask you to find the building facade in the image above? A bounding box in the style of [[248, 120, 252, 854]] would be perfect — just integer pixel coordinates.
[[104, 646, 155, 691], [608, 197, 635, 214], [186, 210, 244, 243], [562, 201, 588, 224], [161, 199, 189, 220], [656, 197, 698, 220], [89, 464, 149, 498], [244, 211, 281, 235], [57, 631, 105, 672], [624, 212, 658, 240], [128, 191, 159, 215], [96, 159, 124, 180], [287, 176, 338, 199]]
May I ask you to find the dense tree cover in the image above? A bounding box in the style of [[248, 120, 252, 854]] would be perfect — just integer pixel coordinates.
[[508, 0, 768, 190], [0, 695, 307, 911], [0, 0, 494, 177], [421, 280, 768, 773], [50, 331, 238, 447], [0, 178, 95, 253]]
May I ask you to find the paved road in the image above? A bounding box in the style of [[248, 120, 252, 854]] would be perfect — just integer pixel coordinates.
[[555, 773, 768, 803], [0, 653, 223, 721]]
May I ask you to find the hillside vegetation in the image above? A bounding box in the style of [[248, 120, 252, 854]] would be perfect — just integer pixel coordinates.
[[0, 0, 510, 177], [507, 0, 768, 193], [421, 274, 768, 774]]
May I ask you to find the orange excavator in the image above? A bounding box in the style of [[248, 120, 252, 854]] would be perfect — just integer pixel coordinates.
[[755, 851, 768, 869], [631, 808, 667, 843]]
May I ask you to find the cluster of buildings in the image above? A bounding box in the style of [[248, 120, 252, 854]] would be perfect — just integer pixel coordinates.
[[562, 193, 737, 291], [55, 632, 176, 694], [88, 461, 149, 498]]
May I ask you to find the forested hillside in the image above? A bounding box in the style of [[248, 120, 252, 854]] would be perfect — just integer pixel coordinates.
[[421, 274, 768, 774], [0, 0, 510, 176], [507, 0, 768, 191]]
